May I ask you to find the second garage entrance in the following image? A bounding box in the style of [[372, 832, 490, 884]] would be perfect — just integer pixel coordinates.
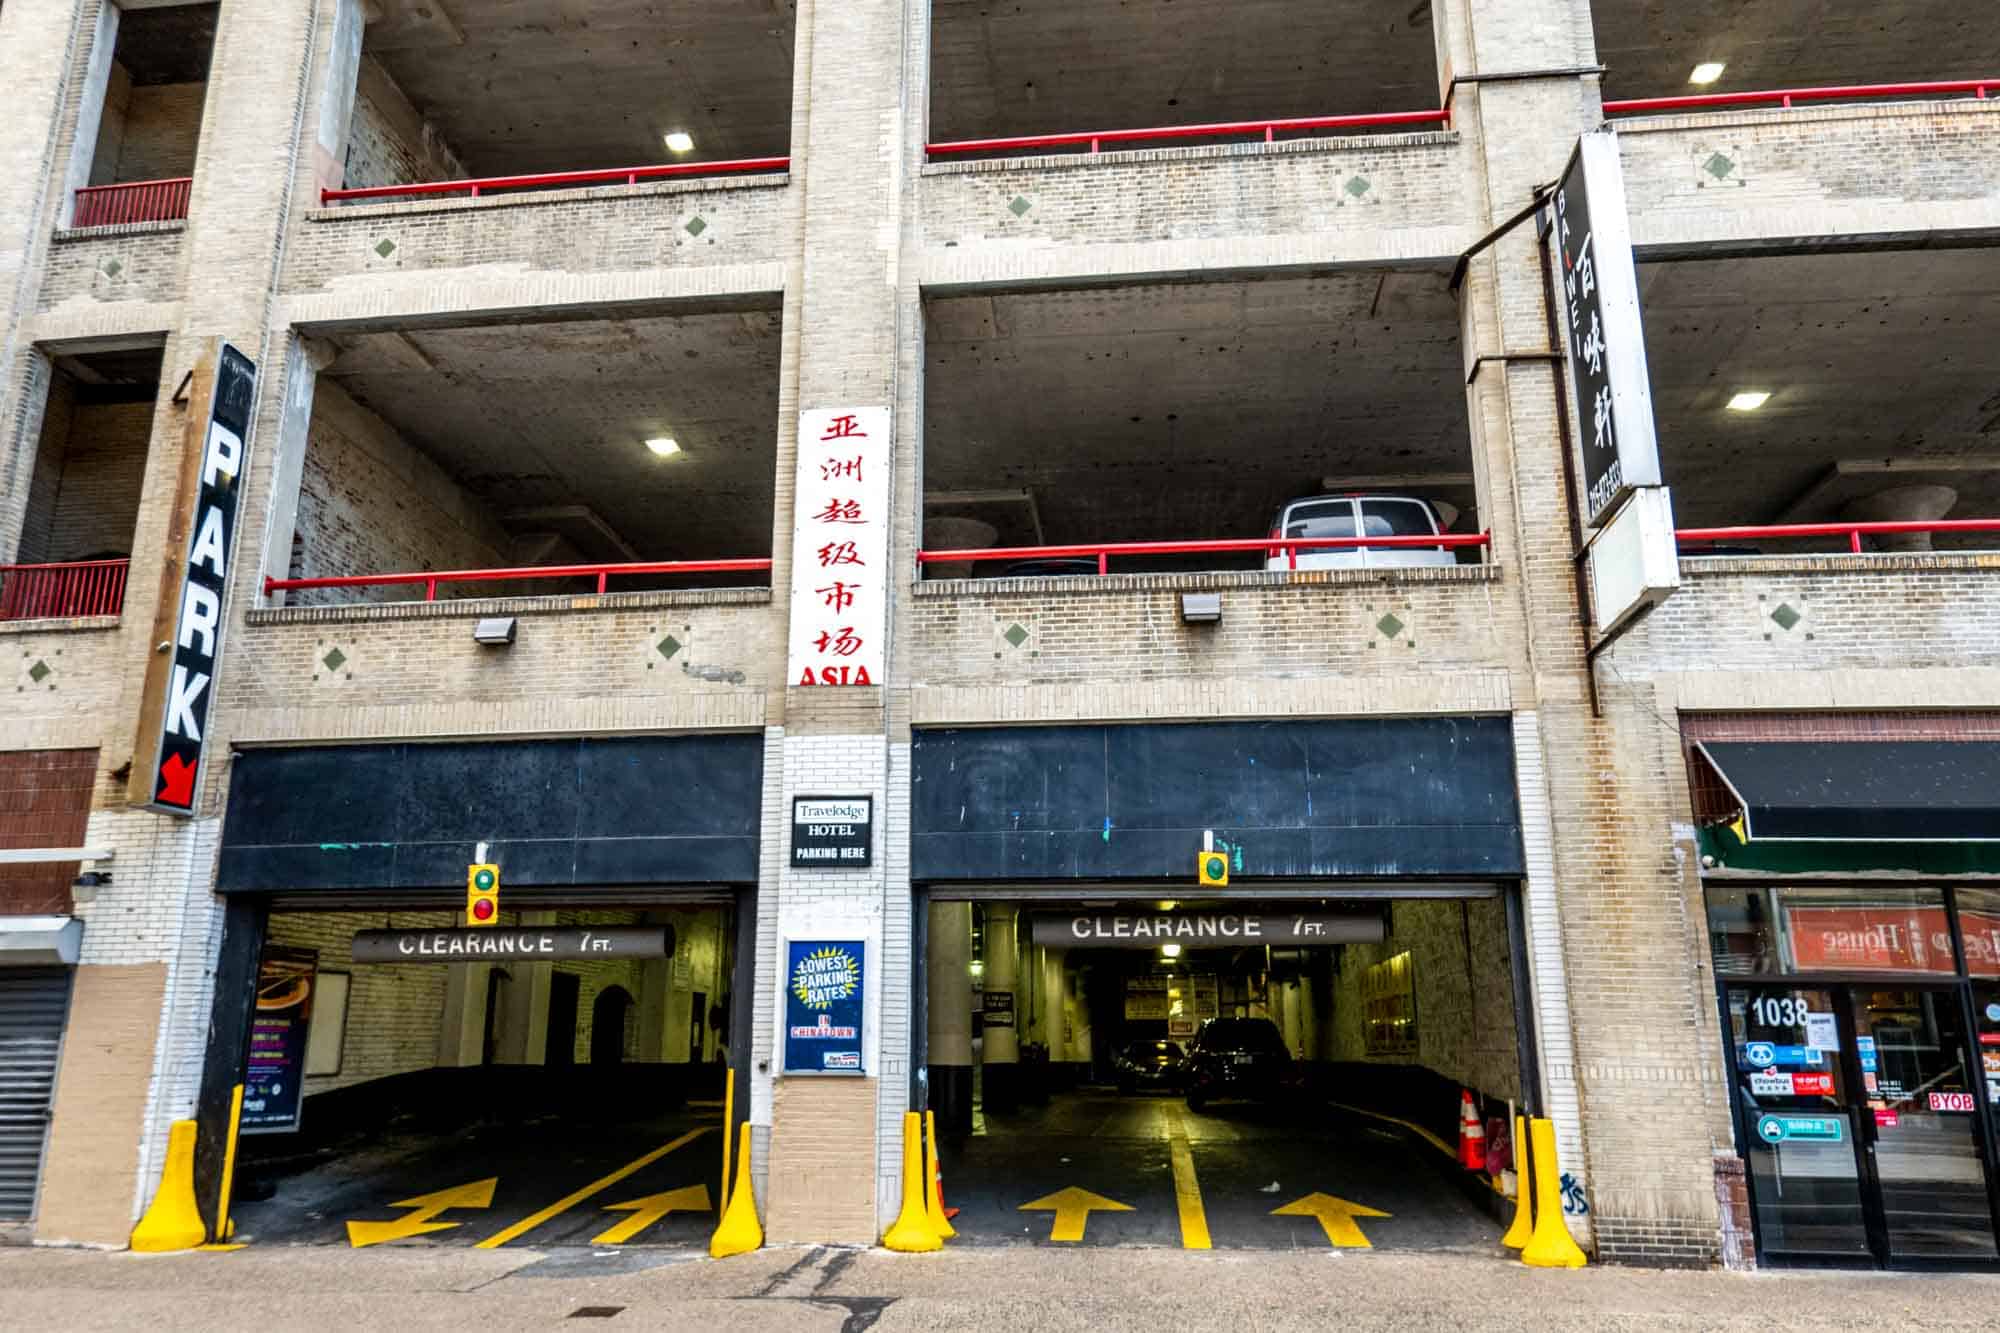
[[910, 718, 1542, 1251]]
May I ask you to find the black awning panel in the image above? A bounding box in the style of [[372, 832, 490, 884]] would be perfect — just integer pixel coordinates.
[[1698, 740, 2000, 842]]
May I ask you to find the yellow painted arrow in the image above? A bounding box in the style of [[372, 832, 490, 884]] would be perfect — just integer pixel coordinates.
[[591, 1183, 712, 1245], [346, 1177, 497, 1248], [1018, 1186, 1133, 1242], [1271, 1192, 1391, 1248]]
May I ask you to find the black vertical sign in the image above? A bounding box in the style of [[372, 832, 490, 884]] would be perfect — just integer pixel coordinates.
[[148, 343, 257, 815], [1552, 131, 1662, 527]]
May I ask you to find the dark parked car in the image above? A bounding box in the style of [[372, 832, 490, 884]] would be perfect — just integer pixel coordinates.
[[1183, 1017, 1292, 1111], [1111, 1039, 1185, 1094]]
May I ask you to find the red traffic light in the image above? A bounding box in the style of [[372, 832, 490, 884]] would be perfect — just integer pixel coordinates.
[[471, 897, 496, 922]]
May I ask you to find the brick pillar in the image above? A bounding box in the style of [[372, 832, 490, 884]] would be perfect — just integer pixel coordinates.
[[1436, 0, 1731, 1264], [759, 0, 927, 1244]]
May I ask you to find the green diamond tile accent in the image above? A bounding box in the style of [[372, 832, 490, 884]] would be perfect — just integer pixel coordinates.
[[1002, 623, 1029, 649], [1344, 175, 1372, 199], [685, 215, 707, 236], [656, 634, 682, 661], [1769, 603, 1801, 631], [373, 238, 396, 257], [27, 659, 51, 684], [321, 646, 347, 672], [101, 258, 123, 278], [1375, 613, 1405, 639], [1703, 152, 1735, 180], [1007, 195, 1032, 217]]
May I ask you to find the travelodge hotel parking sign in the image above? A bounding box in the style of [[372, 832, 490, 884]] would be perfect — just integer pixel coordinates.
[[139, 342, 257, 815]]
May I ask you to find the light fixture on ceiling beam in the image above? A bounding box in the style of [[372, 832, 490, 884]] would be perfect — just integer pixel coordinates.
[[1726, 391, 1771, 412], [664, 130, 695, 154], [1689, 62, 1726, 85], [645, 436, 682, 456]]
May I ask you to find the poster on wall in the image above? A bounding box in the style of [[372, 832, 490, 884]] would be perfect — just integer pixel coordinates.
[[242, 945, 317, 1134], [784, 940, 866, 1075]]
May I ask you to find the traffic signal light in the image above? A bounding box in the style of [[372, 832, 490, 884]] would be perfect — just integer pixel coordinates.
[[466, 863, 500, 927], [1197, 851, 1228, 887]]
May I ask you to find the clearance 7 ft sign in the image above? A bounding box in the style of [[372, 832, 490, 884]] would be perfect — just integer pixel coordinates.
[[131, 342, 257, 816]]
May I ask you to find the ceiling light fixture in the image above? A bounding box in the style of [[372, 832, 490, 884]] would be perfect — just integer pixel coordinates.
[[645, 436, 682, 456], [664, 131, 695, 154], [1726, 391, 1771, 412], [1161, 943, 1183, 959], [1689, 62, 1726, 85]]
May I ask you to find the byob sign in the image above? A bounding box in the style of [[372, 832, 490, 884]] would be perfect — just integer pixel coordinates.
[[141, 342, 258, 815], [791, 795, 873, 868], [1551, 131, 1663, 527]]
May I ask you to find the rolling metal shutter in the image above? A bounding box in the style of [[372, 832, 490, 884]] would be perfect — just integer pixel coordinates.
[[0, 967, 72, 1221]]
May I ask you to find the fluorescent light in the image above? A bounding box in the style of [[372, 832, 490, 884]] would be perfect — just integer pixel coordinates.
[[1161, 943, 1183, 958], [645, 436, 681, 456], [664, 130, 695, 153], [1726, 391, 1770, 412], [1689, 62, 1726, 85]]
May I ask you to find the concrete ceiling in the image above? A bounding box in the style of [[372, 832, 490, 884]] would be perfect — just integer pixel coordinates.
[[923, 273, 1471, 552], [1593, 1, 2000, 103], [363, 0, 796, 176], [929, 0, 1441, 145], [117, 3, 218, 87], [1642, 247, 2000, 539], [321, 310, 782, 563]]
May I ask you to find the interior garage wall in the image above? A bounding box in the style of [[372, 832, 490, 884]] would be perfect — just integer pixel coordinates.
[[286, 380, 509, 603], [17, 393, 151, 564], [264, 910, 454, 1096], [1330, 898, 1519, 1103], [342, 56, 466, 192], [91, 64, 206, 185]]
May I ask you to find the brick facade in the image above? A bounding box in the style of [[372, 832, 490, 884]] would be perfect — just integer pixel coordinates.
[[0, 748, 96, 916]]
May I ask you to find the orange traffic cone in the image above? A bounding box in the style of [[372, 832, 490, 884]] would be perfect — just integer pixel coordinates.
[[1458, 1090, 1487, 1171]]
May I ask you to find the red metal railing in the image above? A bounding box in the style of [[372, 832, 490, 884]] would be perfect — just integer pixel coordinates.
[[1677, 518, 2000, 554], [926, 109, 1451, 158], [917, 532, 1492, 575], [71, 178, 192, 228], [1605, 79, 1992, 116], [320, 156, 790, 206], [0, 559, 129, 621], [263, 557, 774, 603]]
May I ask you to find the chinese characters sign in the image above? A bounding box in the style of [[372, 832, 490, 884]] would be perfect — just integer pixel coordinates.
[[788, 407, 890, 686], [1551, 132, 1662, 527], [784, 940, 866, 1074]]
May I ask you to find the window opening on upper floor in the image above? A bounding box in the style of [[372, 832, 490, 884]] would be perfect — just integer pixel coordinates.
[[269, 308, 781, 608], [1643, 248, 2000, 557], [331, 0, 796, 202], [1, 342, 162, 621], [68, 2, 217, 227], [919, 271, 1482, 579], [927, 0, 1445, 157], [1594, 0, 2000, 107]]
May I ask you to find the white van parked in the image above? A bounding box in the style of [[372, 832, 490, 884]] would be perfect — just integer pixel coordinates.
[[1265, 494, 1458, 571]]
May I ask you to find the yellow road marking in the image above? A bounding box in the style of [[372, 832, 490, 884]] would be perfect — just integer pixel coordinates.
[[475, 1128, 711, 1249], [1018, 1186, 1132, 1242], [591, 1183, 712, 1245], [1271, 1191, 1390, 1248], [347, 1177, 497, 1248], [1162, 1103, 1212, 1250]]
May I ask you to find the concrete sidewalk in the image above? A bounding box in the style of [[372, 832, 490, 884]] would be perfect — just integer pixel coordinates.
[[3, 1243, 1997, 1331]]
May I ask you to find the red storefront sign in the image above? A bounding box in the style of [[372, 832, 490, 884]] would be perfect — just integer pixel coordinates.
[[1783, 906, 2000, 975]]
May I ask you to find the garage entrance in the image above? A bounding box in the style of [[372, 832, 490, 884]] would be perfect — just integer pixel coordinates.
[[910, 718, 1541, 1251], [192, 734, 764, 1251]]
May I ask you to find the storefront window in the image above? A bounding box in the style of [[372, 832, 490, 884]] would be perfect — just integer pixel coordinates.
[[1962, 889, 2000, 1110], [1707, 886, 1953, 977]]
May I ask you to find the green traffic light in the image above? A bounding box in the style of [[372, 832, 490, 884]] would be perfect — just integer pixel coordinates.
[[473, 868, 495, 890]]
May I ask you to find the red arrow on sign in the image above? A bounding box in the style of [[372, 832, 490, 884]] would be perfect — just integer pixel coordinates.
[[157, 753, 197, 807]]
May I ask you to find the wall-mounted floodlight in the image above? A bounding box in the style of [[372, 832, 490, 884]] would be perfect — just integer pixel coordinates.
[[473, 617, 518, 647], [1180, 592, 1221, 624]]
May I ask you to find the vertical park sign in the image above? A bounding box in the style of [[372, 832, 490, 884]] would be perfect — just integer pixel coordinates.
[[131, 342, 258, 816]]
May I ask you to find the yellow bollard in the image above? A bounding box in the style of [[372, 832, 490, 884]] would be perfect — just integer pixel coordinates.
[[212, 1085, 245, 1244], [1500, 1114, 1533, 1250], [131, 1120, 207, 1252], [1520, 1118, 1588, 1268], [882, 1111, 942, 1252], [923, 1109, 955, 1240], [708, 1121, 764, 1258], [719, 1073, 735, 1209]]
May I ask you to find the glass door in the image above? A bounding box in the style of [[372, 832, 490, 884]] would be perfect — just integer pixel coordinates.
[[1847, 987, 1999, 1262], [1725, 985, 1872, 1259]]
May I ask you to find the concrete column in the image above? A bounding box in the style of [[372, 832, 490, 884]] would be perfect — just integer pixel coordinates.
[[980, 904, 1021, 1112], [927, 901, 974, 1134], [1040, 947, 1067, 1071], [1280, 978, 1304, 1060]]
